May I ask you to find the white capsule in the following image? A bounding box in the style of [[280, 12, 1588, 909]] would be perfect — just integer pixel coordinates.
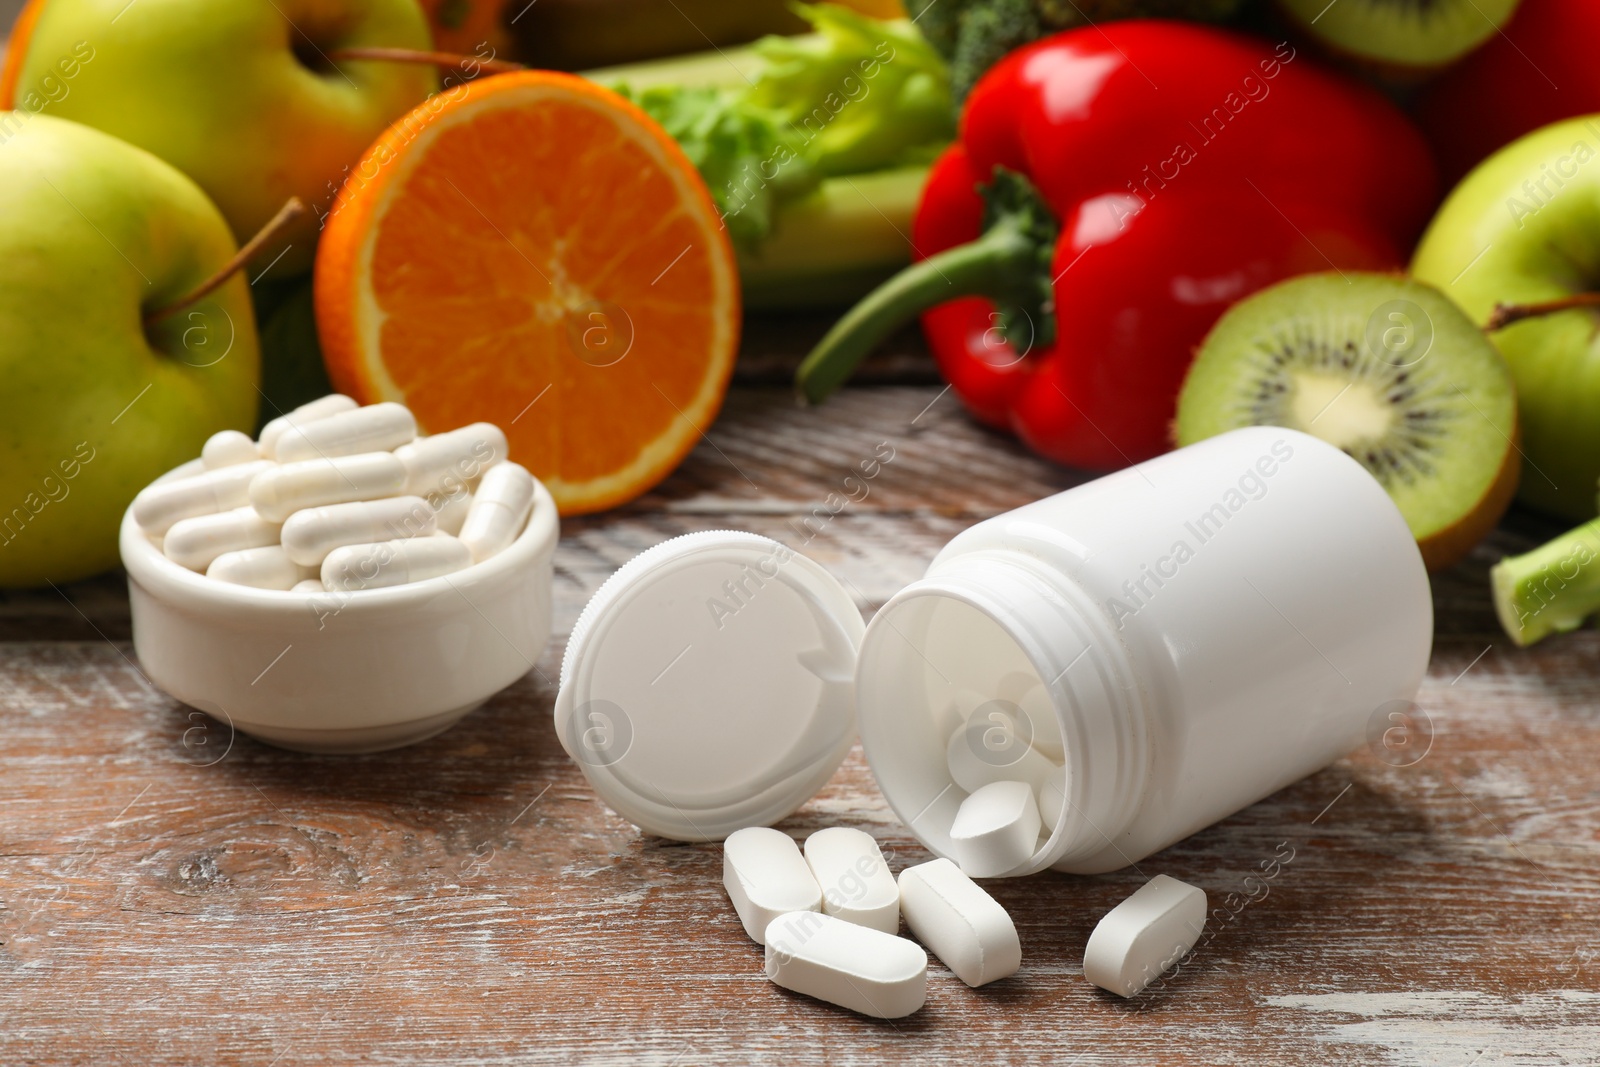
[[803, 827, 899, 934], [132, 460, 274, 536], [1038, 764, 1068, 833], [248, 451, 407, 523], [394, 422, 508, 497], [164, 506, 281, 571], [458, 462, 534, 563], [1083, 874, 1207, 998], [200, 429, 259, 470], [291, 579, 327, 594], [280, 495, 435, 567], [321, 532, 472, 592], [723, 826, 822, 945], [898, 858, 1021, 987], [432, 489, 472, 536], [948, 780, 1040, 879], [272, 401, 416, 464], [258, 394, 358, 456], [946, 721, 1057, 794], [764, 911, 927, 1019], [206, 545, 318, 590]]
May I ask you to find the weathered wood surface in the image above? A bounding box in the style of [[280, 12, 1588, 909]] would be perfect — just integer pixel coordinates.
[[2, 361, 1598, 1063]]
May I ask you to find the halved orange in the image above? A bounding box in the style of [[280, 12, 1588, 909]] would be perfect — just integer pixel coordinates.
[[315, 71, 740, 515], [0, 0, 47, 109]]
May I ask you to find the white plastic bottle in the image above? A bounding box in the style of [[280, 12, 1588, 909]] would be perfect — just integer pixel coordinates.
[[854, 427, 1432, 875]]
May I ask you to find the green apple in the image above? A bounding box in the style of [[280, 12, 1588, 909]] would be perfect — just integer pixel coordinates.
[[6, 0, 437, 277], [1413, 115, 1600, 521], [0, 113, 258, 587]]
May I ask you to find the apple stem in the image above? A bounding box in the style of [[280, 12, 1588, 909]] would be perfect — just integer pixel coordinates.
[[143, 197, 306, 327], [1484, 292, 1600, 332], [323, 47, 525, 76]]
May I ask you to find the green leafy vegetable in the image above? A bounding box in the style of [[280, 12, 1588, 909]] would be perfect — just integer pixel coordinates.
[[613, 3, 954, 250], [619, 84, 817, 248], [748, 3, 954, 177]]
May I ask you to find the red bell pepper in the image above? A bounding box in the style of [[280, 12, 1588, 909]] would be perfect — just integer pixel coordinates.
[[796, 21, 1437, 471]]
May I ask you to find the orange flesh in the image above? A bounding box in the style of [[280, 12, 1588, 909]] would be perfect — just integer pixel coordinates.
[[316, 72, 738, 514]]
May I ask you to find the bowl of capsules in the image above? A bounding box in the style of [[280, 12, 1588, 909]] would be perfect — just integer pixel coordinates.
[[119, 395, 557, 753]]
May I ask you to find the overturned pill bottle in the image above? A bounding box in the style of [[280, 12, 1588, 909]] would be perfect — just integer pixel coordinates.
[[854, 426, 1432, 875]]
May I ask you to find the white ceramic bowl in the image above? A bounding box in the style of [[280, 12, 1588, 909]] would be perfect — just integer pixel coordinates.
[[120, 459, 557, 753]]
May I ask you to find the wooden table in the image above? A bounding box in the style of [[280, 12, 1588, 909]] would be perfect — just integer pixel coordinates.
[[2, 319, 1597, 1065]]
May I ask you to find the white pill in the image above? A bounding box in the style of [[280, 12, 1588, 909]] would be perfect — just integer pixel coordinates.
[[132, 460, 274, 535], [280, 495, 435, 566], [206, 545, 317, 590], [1083, 874, 1207, 998], [272, 401, 416, 464], [200, 429, 259, 470], [898, 858, 1021, 987], [764, 911, 927, 1019], [458, 462, 534, 563], [258, 394, 359, 456], [291, 579, 326, 594], [1013, 678, 1065, 761], [321, 532, 472, 592], [163, 506, 281, 571], [803, 827, 898, 934], [432, 489, 473, 536], [946, 721, 1058, 794], [948, 780, 1040, 879], [394, 422, 508, 497], [1038, 764, 1067, 832], [248, 451, 407, 523], [723, 826, 822, 945]]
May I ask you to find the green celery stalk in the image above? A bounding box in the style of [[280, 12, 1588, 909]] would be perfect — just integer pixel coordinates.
[[738, 165, 927, 308], [581, 10, 948, 308], [585, 41, 770, 92], [1492, 516, 1600, 646]]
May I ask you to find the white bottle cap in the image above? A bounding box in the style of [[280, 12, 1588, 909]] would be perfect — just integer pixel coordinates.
[[554, 531, 864, 841]]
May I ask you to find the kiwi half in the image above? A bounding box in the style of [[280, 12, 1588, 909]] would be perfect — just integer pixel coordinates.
[[1278, 0, 1521, 71], [1176, 273, 1519, 572]]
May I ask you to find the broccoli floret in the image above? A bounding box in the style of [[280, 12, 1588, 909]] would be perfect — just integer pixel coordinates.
[[1040, 0, 1244, 22], [949, 0, 1043, 103], [907, 0, 1247, 101], [904, 0, 965, 57]]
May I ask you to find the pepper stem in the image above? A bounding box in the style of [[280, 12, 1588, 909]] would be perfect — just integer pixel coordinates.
[[795, 167, 1059, 405]]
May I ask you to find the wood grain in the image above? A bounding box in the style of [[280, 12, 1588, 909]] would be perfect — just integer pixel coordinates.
[[2, 384, 1597, 1066]]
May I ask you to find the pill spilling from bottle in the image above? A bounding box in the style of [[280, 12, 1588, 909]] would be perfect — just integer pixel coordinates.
[[1083, 874, 1208, 998], [941, 699, 1069, 879], [720, 824, 1208, 1016], [128, 395, 538, 594], [547, 432, 1433, 1021], [721, 824, 1215, 1016], [898, 858, 1021, 988]]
